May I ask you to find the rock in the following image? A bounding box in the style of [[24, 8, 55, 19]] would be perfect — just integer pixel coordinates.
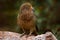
[[0, 31, 57, 40], [33, 34, 46, 40], [0, 31, 20, 40]]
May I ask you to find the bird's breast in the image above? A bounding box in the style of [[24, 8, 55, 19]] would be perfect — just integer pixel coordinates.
[[19, 15, 35, 30]]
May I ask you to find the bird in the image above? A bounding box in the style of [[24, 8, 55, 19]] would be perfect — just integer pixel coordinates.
[[17, 2, 38, 37]]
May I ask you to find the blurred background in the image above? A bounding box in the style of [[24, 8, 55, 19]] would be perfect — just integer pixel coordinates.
[[0, 0, 60, 40]]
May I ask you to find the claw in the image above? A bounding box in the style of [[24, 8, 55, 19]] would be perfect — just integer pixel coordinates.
[[20, 32, 25, 37]]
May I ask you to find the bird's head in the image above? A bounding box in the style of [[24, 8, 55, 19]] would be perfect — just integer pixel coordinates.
[[19, 2, 35, 21], [19, 2, 35, 14]]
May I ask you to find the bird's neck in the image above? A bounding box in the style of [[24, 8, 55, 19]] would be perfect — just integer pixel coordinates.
[[20, 13, 33, 21]]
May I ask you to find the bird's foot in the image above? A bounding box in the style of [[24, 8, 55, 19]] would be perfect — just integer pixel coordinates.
[[20, 33, 25, 37], [25, 34, 32, 38]]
